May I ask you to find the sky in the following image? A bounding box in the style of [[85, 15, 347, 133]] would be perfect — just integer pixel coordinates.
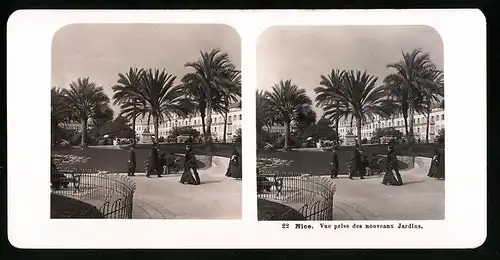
[[52, 24, 241, 116], [257, 25, 444, 119]]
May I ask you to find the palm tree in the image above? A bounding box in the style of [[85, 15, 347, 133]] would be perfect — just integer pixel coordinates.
[[112, 67, 145, 145], [386, 49, 434, 144], [63, 78, 114, 147], [265, 79, 313, 150], [218, 66, 241, 143], [315, 69, 346, 135], [51, 86, 72, 146], [118, 68, 194, 142], [314, 70, 395, 143], [418, 66, 444, 143], [183, 49, 234, 144], [256, 90, 274, 146]]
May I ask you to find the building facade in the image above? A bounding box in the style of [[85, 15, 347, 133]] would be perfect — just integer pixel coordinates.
[[337, 108, 445, 143], [134, 107, 242, 142]]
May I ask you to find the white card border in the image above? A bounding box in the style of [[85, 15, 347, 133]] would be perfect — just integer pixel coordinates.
[[7, 9, 486, 249]]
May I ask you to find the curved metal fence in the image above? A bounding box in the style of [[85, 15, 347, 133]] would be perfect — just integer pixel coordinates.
[[51, 168, 136, 219], [257, 170, 336, 221]]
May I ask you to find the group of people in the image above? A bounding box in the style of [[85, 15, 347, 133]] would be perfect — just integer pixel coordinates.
[[127, 145, 180, 178], [126, 142, 242, 185], [328, 142, 445, 186], [328, 143, 403, 186]]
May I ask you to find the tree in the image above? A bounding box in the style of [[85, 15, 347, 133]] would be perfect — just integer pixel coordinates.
[[51, 86, 72, 146], [436, 128, 445, 144], [92, 116, 135, 139], [372, 127, 404, 140], [386, 49, 435, 145], [112, 67, 146, 145], [256, 90, 274, 146], [314, 70, 395, 143], [169, 126, 200, 139], [293, 106, 317, 137], [62, 78, 114, 147], [115, 68, 194, 143], [315, 69, 345, 135], [265, 79, 313, 150], [419, 66, 444, 143], [183, 49, 235, 144], [233, 128, 242, 145], [219, 66, 241, 143], [315, 117, 339, 141]]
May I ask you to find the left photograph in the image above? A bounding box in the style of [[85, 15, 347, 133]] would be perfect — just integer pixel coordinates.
[[50, 24, 242, 219]]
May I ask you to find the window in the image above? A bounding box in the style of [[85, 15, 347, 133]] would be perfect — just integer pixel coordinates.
[[239, 114, 242, 120], [441, 114, 444, 120], [214, 118, 217, 123], [417, 118, 420, 124], [431, 126, 434, 132], [431, 116, 434, 122], [233, 115, 236, 120], [397, 121, 400, 126], [436, 116, 439, 121]]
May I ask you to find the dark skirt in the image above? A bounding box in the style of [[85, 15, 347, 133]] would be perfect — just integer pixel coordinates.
[[382, 168, 398, 185], [180, 168, 197, 185], [226, 161, 242, 179], [427, 159, 439, 177]]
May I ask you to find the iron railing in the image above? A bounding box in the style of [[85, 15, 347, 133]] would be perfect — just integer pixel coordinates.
[[257, 170, 336, 221], [51, 168, 136, 219]]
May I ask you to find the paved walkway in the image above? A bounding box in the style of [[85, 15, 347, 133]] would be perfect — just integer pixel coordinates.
[[123, 156, 242, 219], [331, 159, 445, 220]]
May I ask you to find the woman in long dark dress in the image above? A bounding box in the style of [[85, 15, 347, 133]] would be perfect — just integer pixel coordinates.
[[434, 149, 445, 180], [226, 147, 242, 179], [179, 144, 199, 185], [381, 143, 401, 186], [427, 149, 441, 178]]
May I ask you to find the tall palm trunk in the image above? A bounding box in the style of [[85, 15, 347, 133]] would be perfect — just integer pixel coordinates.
[[425, 99, 431, 143], [153, 115, 159, 144], [222, 98, 229, 143], [132, 99, 137, 145], [334, 102, 340, 141], [81, 119, 88, 147], [205, 103, 213, 143], [200, 109, 206, 139], [356, 117, 362, 145], [284, 120, 291, 149], [403, 112, 409, 140], [408, 104, 415, 145]]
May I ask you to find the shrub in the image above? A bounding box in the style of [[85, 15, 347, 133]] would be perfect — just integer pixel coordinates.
[[436, 128, 445, 144]]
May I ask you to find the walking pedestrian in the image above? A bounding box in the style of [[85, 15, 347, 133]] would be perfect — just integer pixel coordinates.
[[127, 145, 136, 176], [330, 146, 339, 179]]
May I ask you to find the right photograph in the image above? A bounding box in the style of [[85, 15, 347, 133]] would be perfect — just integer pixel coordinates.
[[256, 25, 445, 221]]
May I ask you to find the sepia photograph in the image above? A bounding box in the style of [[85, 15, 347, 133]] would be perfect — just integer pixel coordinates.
[[50, 24, 242, 219], [256, 26, 445, 221]]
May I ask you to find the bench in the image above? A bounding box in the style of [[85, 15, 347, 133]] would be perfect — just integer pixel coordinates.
[[257, 173, 284, 196], [51, 168, 81, 193]]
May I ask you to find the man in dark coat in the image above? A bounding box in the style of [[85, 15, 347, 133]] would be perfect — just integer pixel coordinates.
[[147, 146, 162, 178], [349, 144, 365, 180], [127, 146, 136, 176], [330, 146, 339, 179]]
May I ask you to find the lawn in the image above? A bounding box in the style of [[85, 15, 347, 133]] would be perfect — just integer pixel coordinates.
[[52, 147, 203, 172]]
